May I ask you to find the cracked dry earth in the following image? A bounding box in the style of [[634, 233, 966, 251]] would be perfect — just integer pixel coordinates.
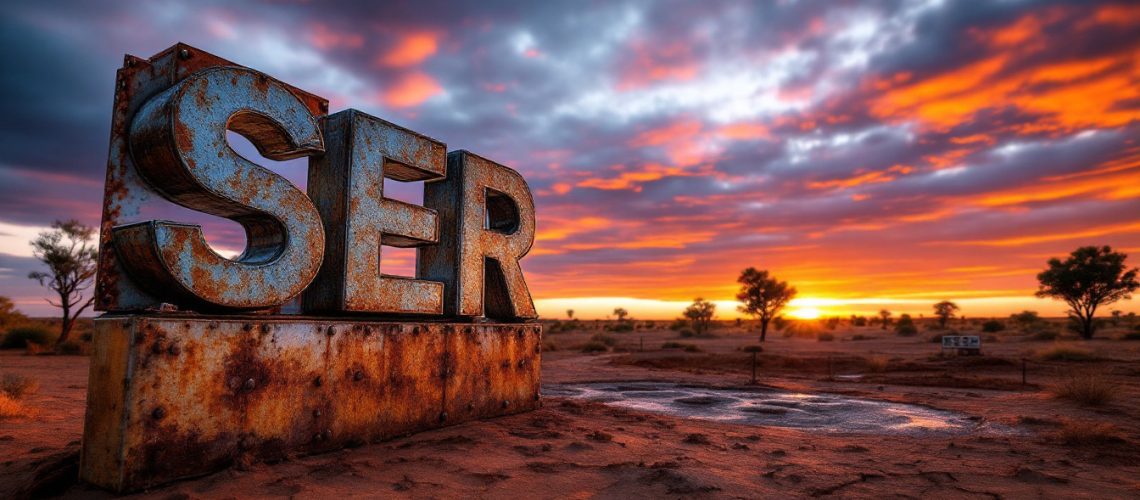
[[3, 333, 1140, 498]]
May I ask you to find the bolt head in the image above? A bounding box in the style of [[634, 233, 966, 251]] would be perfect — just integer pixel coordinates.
[[243, 378, 257, 391], [502, 400, 510, 408], [152, 407, 166, 420], [439, 412, 448, 422], [168, 344, 181, 356], [353, 370, 364, 381], [178, 48, 191, 60], [313, 376, 323, 387], [313, 409, 322, 418]]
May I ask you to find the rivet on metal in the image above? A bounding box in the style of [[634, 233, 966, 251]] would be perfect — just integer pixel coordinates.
[[242, 323, 253, 332], [313, 409, 322, 418], [439, 412, 447, 422], [313, 376, 323, 387], [178, 48, 191, 59], [322, 429, 332, 441], [326, 326, 336, 336], [517, 359, 526, 368], [152, 407, 166, 420], [353, 370, 364, 381], [151, 342, 164, 354], [502, 400, 510, 408], [260, 324, 271, 334], [243, 378, 257, 391], [167, 344, 181, 356]]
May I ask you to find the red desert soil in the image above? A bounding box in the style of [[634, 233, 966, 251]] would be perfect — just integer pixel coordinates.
[[2, 322, 1140, 498]]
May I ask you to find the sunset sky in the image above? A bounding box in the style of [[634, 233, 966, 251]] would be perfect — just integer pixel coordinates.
[[2, 0, 1140, 319]]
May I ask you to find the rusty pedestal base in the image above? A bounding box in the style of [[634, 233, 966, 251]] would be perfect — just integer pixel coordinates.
[[80, 315, 542, 492]]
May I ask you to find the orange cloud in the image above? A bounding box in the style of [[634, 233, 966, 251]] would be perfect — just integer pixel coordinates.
[[617, 39, 701, 91], [576, 163, 687, 191], [377, 32, 439, 67], [872, 9, 1140, 133], [808, 165, 912, 190], [717, 122, 770, 140], [381, 72, 442, 107], [309, 23, 364, 50]]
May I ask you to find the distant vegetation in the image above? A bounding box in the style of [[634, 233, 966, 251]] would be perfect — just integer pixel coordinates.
[[1037, 246, 1139, 340], [736, 268, 796, 342]]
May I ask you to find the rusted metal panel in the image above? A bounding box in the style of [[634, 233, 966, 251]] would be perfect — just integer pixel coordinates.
[[95, 43, 329, 313], [419, 151, 538, 319], [444, 324, 542, 420], [304, 109, 446, 314], [80, 315, 542, 492]]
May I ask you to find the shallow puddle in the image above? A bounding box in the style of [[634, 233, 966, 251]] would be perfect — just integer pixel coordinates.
[[545, 382, 1012, 435]]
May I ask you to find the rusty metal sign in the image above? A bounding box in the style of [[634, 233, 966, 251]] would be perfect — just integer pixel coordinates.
[[83, 43, 541, 493]]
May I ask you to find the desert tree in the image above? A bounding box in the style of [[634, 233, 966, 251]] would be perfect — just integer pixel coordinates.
[[0, 296, 28, 331], [878, 309, 892, 330], [613, 307, 629, 322], [932, 300, 959, 329], [736, 267, 796, 342], [28, 220, 98, 347], [682, 298, 716, 335], [1036, 246, 1139, 340], [566, 309, 575, 320], [1010, 310, 1040, 332]]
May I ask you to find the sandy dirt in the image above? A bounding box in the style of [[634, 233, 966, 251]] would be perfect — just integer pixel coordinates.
[[2, 321, 1140, 498]]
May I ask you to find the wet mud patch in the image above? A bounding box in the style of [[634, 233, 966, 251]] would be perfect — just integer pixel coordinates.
[[545, 382, 1015, 436]]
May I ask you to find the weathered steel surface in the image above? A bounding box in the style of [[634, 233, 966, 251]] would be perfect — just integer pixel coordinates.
[[304, 109, 446, 314], [420, 151, 538, 319], [80, 315, 542, 492], [94, 43, 328, 312], [116, 66, 326, 309]]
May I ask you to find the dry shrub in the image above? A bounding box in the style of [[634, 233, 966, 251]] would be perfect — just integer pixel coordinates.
[[1035, 345, 1100, 362], [541, 339, 558, 352], [864, 356, 889, 373], [1052, 420, 1126, 446], [817, 332, 835, 342], [581, 340, 609, 353], [1, 373, 39, 399], [0, 393, 29, 419], [1054, 371, 1116, 406]]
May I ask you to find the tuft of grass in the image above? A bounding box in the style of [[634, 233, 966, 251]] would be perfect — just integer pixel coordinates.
[[1, 373, 39, 399], [1052, 420, 1126, 446], [0, 393, 30, 419], [817, 333, 835, 342], [1, 326, 54, 350], [1054, 371, 1116, 406], [850, 334, 870, 341], [683, 344, 703, 353], [1035, 345, 1100, 362], [864, 356, 889, 373], [542, 339, 558, 352], [1120, 332, 1140, 341], [1032, 330, 1059, 341], [581, 340, 609, 353], [590, 333, 617, 347]]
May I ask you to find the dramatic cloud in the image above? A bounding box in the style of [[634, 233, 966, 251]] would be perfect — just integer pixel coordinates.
[[1, 0, 1138, 318]]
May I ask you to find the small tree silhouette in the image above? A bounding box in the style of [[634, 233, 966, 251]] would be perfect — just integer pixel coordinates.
[[28, 220, 97, 347], [878, 309, 892, 330], [932, 300, 959, 330], [1037, 246, 1139, 339], [566, 309, 575, 320], [613, 308, 629, 322], [736, 267, 796, 342], [683, 298, 716, 335]]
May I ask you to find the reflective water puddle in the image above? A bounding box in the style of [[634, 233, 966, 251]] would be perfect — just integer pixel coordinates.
[[545, 382, 1014, 435]]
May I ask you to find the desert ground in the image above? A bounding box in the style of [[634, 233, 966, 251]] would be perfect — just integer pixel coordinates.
[[2, 317, 1140, 498]]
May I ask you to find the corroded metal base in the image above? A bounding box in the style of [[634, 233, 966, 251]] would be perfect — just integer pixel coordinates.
[[80, 315, 542, 492]]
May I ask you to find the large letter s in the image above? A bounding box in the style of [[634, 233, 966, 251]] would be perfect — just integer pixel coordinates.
[[114, 67, 325, 310]]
